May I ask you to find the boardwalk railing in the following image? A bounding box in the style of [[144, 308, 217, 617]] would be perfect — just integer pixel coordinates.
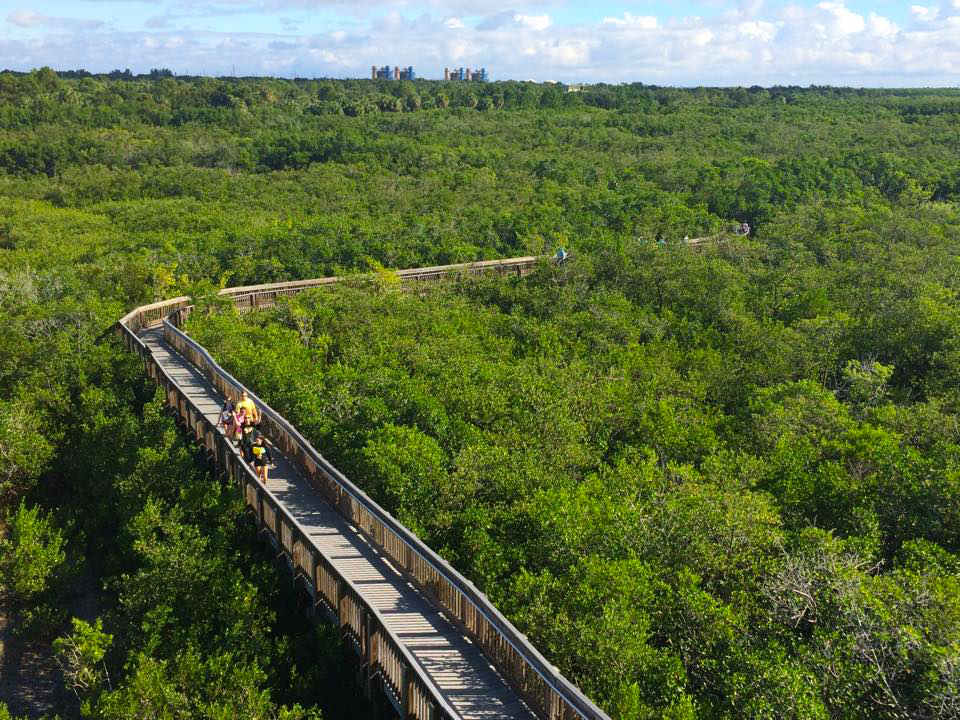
[[116, 257, 611, 720], [113, 320, 459, 718], [218, 256, 540, 312]]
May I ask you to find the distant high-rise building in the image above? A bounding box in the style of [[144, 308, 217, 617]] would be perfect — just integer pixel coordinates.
[[443, 67, 488, 82], [372, 65, 415, 80]]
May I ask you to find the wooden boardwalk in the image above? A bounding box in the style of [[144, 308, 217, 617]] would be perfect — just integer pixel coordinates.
[[138, 326, 536, 719], [118, 257, 608, 720]]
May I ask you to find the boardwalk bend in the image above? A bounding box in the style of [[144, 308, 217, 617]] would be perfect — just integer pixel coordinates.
[[115, 257, 612, 720]]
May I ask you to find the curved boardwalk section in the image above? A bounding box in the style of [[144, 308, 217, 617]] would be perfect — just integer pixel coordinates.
[[116, 258, 610, 720]]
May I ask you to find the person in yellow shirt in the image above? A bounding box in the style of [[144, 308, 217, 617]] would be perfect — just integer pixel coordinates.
[[236, 390, 259, 425]]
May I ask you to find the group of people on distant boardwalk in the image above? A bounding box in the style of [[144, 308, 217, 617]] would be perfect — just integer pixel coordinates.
[[217, 390, 275, 483]]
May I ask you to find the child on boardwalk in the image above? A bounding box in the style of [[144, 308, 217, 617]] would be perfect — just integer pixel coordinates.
[[251, 435, 274, 484], [232, 405, 247, 445]]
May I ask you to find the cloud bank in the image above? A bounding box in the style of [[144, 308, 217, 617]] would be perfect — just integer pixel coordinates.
[[3, 1, 960, 85]]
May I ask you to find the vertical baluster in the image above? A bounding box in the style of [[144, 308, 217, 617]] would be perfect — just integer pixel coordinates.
[[401, 665, 411, 719]]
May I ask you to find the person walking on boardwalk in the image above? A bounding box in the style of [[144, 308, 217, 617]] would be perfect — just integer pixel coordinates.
[[240, 418, 257, 463], [251, 435, 274, 484], [236, 390, 260, 425], [217, 400, 236, 442], [232, 404, 247, 446]]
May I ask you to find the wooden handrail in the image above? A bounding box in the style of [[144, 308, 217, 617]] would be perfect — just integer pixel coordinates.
[[219, 256, 539, 296], [117, 256, 611, 720]]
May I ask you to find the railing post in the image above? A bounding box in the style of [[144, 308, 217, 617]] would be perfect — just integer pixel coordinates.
[[256, 484, 264, 528], [362, 610, 372, 694], [228, 451, 236, 486], [366, 613, 378, 680], [334, 578, 343, 629], [274, 506, 283, 558], [401, 664, 411, 719], [310, 551, 320, 618], [368, 617, 382, 720]]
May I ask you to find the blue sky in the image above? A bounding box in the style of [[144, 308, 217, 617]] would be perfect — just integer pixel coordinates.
[[4, 1, 960, 85]]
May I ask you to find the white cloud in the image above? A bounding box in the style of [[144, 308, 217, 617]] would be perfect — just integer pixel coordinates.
[[867, 13, 898, 40], [7, 10, 44, 27], [448, 42, 468, 60], [813, 2, 865, 37], [309, 48, 340, 64], [690, 28, 714, 46], [2, 1, 960, 86], [539, 39, 588, 65], [910, 5, 939, 22], [7, 9, 104, 31], [145, 15, 172, 29], [602, 13, 657, 30], [738, 20, 777, 42], [516, 14, 551, 31]]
